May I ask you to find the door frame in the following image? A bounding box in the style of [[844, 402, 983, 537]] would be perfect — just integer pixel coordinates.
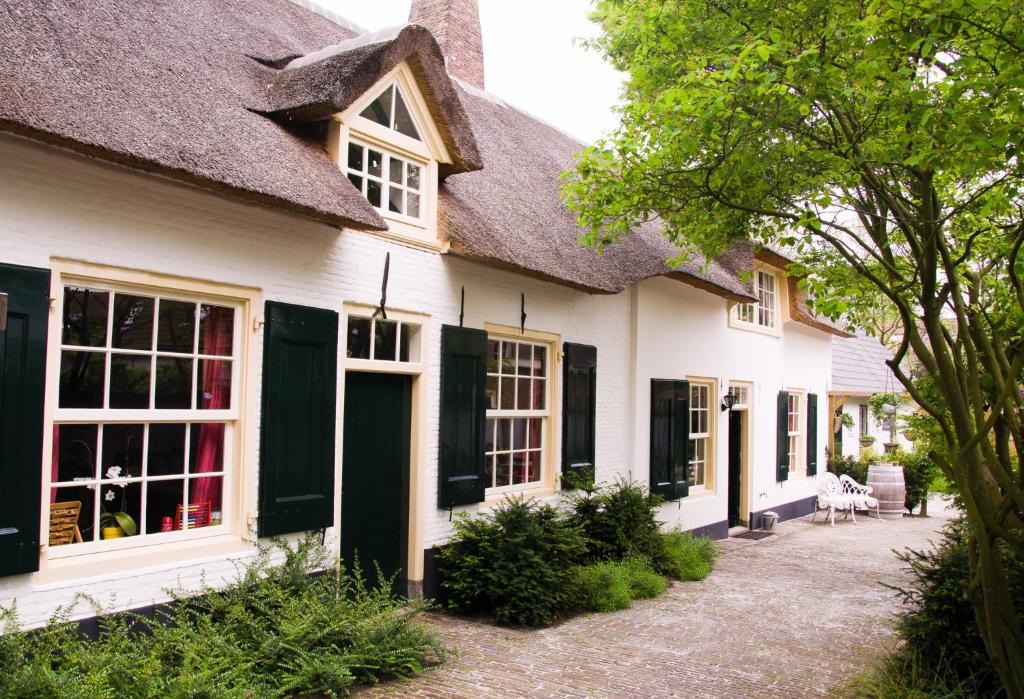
[[338, 303, 429, 592], [728, 381, 754, 526]]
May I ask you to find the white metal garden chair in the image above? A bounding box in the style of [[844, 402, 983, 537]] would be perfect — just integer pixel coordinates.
[[812, 472, 855, 527], [840, 473, 881, 520]]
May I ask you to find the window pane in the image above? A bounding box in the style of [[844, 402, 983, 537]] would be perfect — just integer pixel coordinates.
[[111, 294, 154, 350], [516, 344, 532, 376], [393, 89, 421, 140], [146, 479, 184, 535], [487, 340, 500, 373], [484, 418, 495, 452], [388, 185, 403, 214], [495, 418, 510, 452], [59, 351, 105, 408], [512, 418, 527, 452], [347, 173, 363, 192], [500, 342, 515, 374], [368, 149, 383, 178], [406, 163, 421, 190], [495, 452, 511, 487], [157, 300, 196, 354], [102, 424, 144, 478], [347, 142, 363, 171], [500, 377, 515, 409], [55, 423, 98, 483], [399, 323, 420, 362], [50, 486, 94, 545], [406, 192, 420, 219], [198, 305, 234, 357], [374, 320, 398, 361], [367, 179, 382, 207], [526, 450, 540, 483], [189, 422, 225, 473], [532, 379, 546, 410], [148, 423, 187, 476], [516, 377, 531, 410], [485, 375, 498, 409], [196, 359, 231, 410], [155, 357, 193, 409], [62, 287, 109, 347], [109, 353, 151, 409], [359, 87, 392, 127], [512, 451, 528, 485], [188, 477, 222, 526], [532, 346, 546, 377], [528, 418, 542, 449], [485, 454, 495, 488], [389, 156, 404, 184], [347, 316, 371, 359]]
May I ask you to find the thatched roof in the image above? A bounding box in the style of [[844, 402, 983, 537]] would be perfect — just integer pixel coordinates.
[[1, 0, 856, 323], [260, 24, 482, 177]]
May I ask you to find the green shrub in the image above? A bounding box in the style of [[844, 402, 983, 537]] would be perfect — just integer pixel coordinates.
[[840, 649, 981, 699], [569, 558, 668, 613], [894, 449, 939, 513], [437, 496, 587, 627], [0, 536, 444, 698], [622, 557, 669, 599], [829, 454, 868, 484], [570, 561, 634, 612], [661, 530, 717, 581], [890, 516, 1024, 697], [565, 478, 670, 573]]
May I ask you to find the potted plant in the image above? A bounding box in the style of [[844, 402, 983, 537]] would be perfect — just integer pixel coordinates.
[[100, 466, 138, 539], [859, 434, 876, 447]]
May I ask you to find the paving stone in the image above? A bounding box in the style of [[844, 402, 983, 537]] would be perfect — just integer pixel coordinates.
[[360, 501, 954, 698]]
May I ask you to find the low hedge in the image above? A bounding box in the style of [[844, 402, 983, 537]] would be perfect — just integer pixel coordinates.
[[0, 537, 444, 698]]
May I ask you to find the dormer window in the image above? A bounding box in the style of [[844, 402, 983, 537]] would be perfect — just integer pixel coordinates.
[[330, 64, 454, 251], [730, 268, 782, 334], [346, 142, 423, 220], [359, 84, 421, 141]]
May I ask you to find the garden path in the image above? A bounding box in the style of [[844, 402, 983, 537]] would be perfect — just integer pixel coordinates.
[[364, 500, 954, 698]]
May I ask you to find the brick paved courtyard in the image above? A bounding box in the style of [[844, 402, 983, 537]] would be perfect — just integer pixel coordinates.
[[367, 503, 953, 698]]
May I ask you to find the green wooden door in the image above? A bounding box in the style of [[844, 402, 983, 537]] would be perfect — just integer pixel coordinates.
[[341, 371, 411, 592], [0, 263, 50, 577]]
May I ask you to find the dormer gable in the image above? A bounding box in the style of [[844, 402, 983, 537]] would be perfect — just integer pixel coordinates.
[[328, 61, 452, 250]]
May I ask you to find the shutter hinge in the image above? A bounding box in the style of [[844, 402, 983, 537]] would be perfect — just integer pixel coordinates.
[[252, 316, 264, 332]]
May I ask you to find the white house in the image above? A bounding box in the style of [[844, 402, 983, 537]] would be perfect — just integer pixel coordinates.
[[0, 0, 848, 627], [830, 333, 914, 458]]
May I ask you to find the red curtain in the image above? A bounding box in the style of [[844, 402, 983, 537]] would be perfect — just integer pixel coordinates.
[[191, 307, 230, 514]]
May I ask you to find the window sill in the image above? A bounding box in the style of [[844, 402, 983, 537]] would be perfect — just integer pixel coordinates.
[[36, 534, 254, 587], [727, 318, 782, 338], [354, 226, 446, 254], [482, 484, 557, 507]]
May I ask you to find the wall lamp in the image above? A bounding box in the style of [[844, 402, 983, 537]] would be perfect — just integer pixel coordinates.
[[720, 393, 738, 412]]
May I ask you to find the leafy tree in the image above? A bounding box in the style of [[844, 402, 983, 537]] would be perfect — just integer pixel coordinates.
[[563, 0, 1024, 693]]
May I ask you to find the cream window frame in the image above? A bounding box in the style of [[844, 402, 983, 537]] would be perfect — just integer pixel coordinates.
[[329, 63, 451, 253], [730, 268, 783, 336], [481, 324, 559, 499], [40, 259, 258, 571], [687, 380, 714, 492], [787, 390, 806, 476]]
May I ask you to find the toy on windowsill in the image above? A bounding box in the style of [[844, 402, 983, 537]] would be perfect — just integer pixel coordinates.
[[173, 501, 212, 530]]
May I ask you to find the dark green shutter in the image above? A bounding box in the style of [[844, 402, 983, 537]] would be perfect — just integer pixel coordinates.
[[561, 343, 596, 489], [807, 393, 818, 476], [0, 264, 50, 577], [650, 379, 689, 500], [258, 301, 338, 537], [776, 391, 790, 482], [438, 325, 487, 507]]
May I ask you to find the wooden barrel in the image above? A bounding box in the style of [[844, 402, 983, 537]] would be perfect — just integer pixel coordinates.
[[867, 463, 906, 520]]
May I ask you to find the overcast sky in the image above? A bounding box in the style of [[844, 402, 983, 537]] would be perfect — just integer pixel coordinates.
[[313, 0, 623, 143]]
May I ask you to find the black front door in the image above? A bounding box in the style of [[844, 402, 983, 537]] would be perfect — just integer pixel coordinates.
[[728, 410, 743, 527], [0, 263, 50, 577], [341, 371, 411, 592]]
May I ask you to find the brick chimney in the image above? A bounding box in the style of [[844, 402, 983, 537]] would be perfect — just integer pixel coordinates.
[[409, 0, 485, 90]]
